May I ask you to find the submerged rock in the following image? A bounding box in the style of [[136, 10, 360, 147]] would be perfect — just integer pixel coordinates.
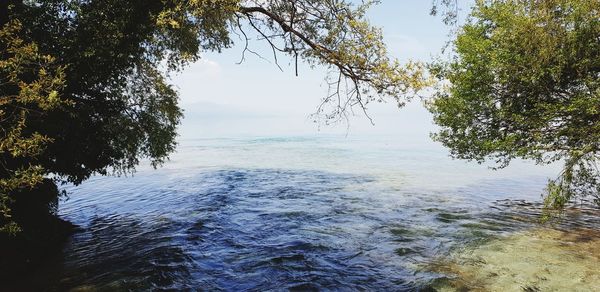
[[430, 227, 600, 291]]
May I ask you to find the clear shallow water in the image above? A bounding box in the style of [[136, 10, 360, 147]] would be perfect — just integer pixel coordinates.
[[21, 136, 600, 290]]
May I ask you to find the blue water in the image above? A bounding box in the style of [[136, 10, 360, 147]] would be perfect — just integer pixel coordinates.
[[25, 135, 595, 290]]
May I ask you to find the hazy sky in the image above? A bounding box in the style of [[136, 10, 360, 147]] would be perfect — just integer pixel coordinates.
[[172, 1, 472, 139]]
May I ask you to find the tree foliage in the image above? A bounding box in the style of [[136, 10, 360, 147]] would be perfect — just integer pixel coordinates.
[[1, 0, 428, 232], [0, 20, 67, 233], [429, 0, 600, 214], [237, 0, 429, 123]]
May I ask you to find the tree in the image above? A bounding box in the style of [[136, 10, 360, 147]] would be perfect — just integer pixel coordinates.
[[236, 0, 429, 123], [0, 19, 68, 233], [1, 0, 429, 232], [428, 0, 600, 215]]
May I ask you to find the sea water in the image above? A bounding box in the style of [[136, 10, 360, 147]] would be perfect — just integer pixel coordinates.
[[20, 135, 600, 290]]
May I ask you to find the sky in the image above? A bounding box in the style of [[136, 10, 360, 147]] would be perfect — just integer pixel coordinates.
[[172, 1, 473, 140]]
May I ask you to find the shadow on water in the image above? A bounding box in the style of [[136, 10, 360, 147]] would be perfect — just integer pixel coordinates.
[[7, 168, 600, 291]]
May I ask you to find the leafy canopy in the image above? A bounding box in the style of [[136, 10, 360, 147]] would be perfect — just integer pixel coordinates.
[[1, 0, 429, 232], [429, 0, 600, 214], [0, 20, 68, 233]]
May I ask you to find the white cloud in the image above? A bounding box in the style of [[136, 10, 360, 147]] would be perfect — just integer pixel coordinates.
[[384, 34, 429, 61], [186, 58, 222, 77], [172, 58, 224, 105]]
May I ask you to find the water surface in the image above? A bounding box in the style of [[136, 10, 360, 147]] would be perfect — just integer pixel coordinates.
[[19, 136, 600, 290]]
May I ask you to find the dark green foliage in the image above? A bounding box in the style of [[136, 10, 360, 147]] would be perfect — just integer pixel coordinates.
[[1, 0, 233, 232], [0, 18, 67, 233], [16, 0, 200, 183], [429, 0, 600, 214]]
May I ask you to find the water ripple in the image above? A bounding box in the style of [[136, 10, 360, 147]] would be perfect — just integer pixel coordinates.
[[13, 165, 598, 291]]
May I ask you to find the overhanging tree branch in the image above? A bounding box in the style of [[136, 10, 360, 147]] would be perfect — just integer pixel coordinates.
[[235, 2, 430, 124]]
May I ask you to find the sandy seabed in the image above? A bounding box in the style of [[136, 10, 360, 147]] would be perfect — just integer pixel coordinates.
[[431, 227, 600, 291]]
